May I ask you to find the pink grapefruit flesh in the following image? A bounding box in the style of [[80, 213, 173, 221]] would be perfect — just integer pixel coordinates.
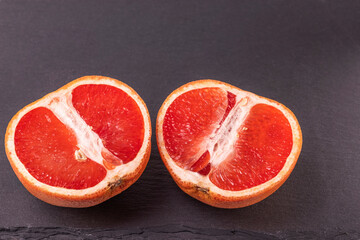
[[163, 87, 293, 191], [14, 84, 145, 190]]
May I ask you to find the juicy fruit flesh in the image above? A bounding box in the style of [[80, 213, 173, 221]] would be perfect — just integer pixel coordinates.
[[14, 84, 144, 190], [14, 107, 106, 189], [72, 85, 145, 164], [209, 104, 293, 191], [163, 88, 293, 191], [163, 88, 227, 169]]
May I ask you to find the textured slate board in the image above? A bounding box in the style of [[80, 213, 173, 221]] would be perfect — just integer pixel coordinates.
[[0, 0, 359, 238], [1, 226, 359, 239]]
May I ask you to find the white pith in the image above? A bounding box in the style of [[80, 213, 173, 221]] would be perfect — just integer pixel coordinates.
[[206, 97, 250, 168], [6, 77, 151, 197], [157, 81, 302, 198], [47, 92, 122, 166]]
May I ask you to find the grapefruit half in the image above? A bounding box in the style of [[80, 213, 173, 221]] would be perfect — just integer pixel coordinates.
[[5, 76, 151, 207], [156, 80, 302, 208]]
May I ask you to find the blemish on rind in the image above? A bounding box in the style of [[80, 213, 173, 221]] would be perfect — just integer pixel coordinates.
[[196, 185, 209, 194], [108, 178, 123, 190]]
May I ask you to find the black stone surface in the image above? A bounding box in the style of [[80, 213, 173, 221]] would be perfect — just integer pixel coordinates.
[[0, 0, 359, 239]]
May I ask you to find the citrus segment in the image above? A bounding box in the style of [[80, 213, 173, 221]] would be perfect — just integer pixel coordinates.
[[163, 88, 227, 169], [190, 150, 211, 172], [14, 107, 107, 190], [219, 91, 237, 125], [71, 84, 145, 164], [209, 104, 293, 191]]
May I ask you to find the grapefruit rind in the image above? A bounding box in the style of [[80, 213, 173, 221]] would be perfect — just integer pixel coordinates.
[[156, 80, 302, 208], [5, 76, 151, 207]]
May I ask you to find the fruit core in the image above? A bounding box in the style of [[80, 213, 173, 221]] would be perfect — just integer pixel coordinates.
[[14, 84, 144, 190], [163, 87, 293, 191]]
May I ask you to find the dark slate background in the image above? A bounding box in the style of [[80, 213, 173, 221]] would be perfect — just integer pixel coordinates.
[[0, 0, 359, 239]]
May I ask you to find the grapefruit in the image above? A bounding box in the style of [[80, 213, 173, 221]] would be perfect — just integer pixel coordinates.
[[156, 80, 302, 208], [5, 76, 151, 208]]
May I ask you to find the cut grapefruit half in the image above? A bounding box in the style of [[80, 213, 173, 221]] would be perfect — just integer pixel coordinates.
[[156, 80, 302, 208], [5, 76, 151, 208]]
